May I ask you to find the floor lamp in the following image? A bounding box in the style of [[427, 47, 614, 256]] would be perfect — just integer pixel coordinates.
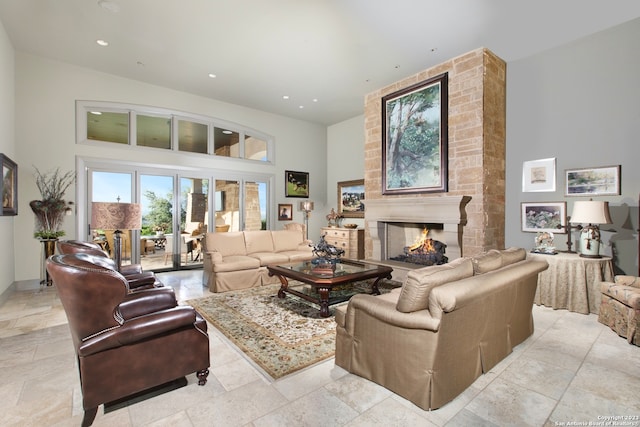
[[299, 201, 314, 240], [91, 202, 142, 271]]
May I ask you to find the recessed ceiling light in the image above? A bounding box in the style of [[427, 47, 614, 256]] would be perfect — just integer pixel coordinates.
[[299, 105, 304, 109], [208, 73, 217, 78], [282, 95, 289, 100], [312, 99, 318, 103], [96, 39, 109, 47]]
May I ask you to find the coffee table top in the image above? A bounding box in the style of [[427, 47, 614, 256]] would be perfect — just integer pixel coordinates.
[[268, 258, 393, 284]]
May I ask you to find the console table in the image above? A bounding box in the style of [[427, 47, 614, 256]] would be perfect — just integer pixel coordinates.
[[529, 252, 614, 314]]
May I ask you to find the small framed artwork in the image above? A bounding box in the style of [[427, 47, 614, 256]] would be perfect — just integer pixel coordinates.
[[565, 165, 621, 196], [1, 153, 18, 216], [521, 202, 566, 233], [285, 170, 309, 198], [382, 73, 448, 195], [522, 158, 556, 192], [278, 204, 293, 221], [337, 179, 365, 218]]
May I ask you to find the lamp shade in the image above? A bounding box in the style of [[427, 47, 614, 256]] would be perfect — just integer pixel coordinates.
[[299, 201, 314, 212], [91, 202, 142, 230], [570, 200, 612, 225]]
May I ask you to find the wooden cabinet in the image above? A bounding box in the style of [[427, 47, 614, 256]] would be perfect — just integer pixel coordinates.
[[321, 227, 364, 260]]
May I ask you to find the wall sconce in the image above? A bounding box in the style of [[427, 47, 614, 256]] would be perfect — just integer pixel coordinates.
[[299, 201, 314, 240], [570, 200, 612, 258], [91, 202, 142, 271]]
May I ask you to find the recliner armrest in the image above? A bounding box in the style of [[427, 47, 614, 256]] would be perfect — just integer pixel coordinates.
[[121, 264, 144, 275], [125, 272, 160, 289], [118, 288, 177, 320], [78, 306, 198, 357]]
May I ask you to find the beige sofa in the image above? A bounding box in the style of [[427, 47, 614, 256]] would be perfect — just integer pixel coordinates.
[[335, 248, 548, 410], [202, 230, 314, 292]]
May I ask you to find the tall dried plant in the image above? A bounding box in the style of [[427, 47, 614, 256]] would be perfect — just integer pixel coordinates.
[[30, 167, 75, 239]]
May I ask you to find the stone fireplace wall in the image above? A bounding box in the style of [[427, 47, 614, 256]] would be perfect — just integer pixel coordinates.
[[364, 48, 506, 259]]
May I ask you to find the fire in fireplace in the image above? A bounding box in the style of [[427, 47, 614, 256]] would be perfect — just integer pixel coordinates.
[[389, 227, 448, 266]]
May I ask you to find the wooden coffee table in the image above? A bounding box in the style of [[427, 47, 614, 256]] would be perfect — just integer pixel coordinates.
[[267, 259, 393, 317]]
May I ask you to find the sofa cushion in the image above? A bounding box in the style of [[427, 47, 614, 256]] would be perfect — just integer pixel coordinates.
[[205, 232, 247, 257], [472, 250, 503, 274], [500, 247, 527, 266], [396, 257, 474, 313], [272, 230, 304, 252], [244, 231, 275, 254], [248, 252, 290, 266]]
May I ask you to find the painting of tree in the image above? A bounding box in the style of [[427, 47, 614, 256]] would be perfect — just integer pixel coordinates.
[[382, 73, 448, 194]]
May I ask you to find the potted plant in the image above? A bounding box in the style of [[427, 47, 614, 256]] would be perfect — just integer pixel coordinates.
[[29, 167, 75, 240]]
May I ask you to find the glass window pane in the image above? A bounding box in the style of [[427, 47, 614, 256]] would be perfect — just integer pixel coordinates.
[[137, 115, 171, 149], [179, 177, 208, 266], [245, 134, 268, 161], [214, 127, 239, 158], [87, 111, 129, 144], [140, 174, 174, 271], [178, 120, 208, 154], [245, 180, 267, 230]]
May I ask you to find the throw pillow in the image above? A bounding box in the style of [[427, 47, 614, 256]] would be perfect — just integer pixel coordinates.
[[500, 247, 526, 266], [396, 257, 474, 313], [471, 249, 503, 274]]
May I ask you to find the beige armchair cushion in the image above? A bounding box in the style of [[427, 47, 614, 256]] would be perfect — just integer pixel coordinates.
[[472, 250, 503, 274], [396, 257, 474, 313], [500, 247, 527, 266]]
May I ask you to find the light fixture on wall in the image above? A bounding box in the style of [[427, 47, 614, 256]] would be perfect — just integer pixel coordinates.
[[570, 200, 612, 258], [91, 202, 142, 271], [299, 201, 314, 240]]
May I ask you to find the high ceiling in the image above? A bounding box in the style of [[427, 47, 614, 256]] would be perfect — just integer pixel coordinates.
[[1, 0, 640, 125]]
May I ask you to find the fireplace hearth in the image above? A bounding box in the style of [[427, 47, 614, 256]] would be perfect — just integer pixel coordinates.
[[390, 228, 448, 266]]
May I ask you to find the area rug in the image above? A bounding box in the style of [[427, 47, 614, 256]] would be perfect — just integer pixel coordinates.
[[186, 280, 399, 380]]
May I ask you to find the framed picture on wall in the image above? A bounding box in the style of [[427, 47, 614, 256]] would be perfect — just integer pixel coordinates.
[[337, 179, 365, 218], [382, 73, 448, 195], [565, 165, 621, 196], [1, 153, 18, 216], [285, 170, 309, 198], [278, 204, 293, 220], [521, 202, 566, 233], [522, 158, 556, 192]]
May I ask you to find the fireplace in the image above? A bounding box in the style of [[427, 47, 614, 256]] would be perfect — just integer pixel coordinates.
[[366, 196, 471, 281], [388, 225, 448, 266]]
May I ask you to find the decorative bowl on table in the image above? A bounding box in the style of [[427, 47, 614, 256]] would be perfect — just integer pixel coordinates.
[[343, 223, 358, 229]]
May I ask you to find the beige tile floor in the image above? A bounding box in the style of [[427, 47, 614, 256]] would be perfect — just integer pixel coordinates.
[[1, 270, 639, 426]]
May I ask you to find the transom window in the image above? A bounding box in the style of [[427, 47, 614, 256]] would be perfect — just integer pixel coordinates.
[[77, 101, 273, 162]]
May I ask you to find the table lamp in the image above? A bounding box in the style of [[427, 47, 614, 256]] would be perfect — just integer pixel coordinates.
[[299, 201, 314, 240], [570, 200, 612, 258], [91, 202, 142, 271]]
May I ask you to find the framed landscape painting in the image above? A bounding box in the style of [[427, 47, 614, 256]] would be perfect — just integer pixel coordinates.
[[1, 153, 18, 216], [382, 73, 448, 195], [337, 179, 365, 218], [285, 170, 309, 198], [521, 202, 566, 233], [565, 165, 620, 196]]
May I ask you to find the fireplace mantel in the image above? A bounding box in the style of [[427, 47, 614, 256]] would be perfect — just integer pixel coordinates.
[[366, 195, 471, 281]]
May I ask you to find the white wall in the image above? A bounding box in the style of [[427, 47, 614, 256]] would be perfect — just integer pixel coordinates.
[[326, 115, 365, 229], [0, 19, 15, 297], [506, 17, 640, 275], [13, 53, 327, 282]]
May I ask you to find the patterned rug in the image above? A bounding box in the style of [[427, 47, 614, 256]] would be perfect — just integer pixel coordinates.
[[186, 280, 399, 380]]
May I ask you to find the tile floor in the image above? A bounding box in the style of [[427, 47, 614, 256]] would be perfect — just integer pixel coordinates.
[[1, 270, 639, 426]]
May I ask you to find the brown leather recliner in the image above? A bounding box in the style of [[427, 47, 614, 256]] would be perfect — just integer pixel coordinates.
[[57, 240, 161, 290], [46, 253, 210, 427]]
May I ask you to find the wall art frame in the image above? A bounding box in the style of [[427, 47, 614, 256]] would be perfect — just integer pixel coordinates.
[[565, 165, 621, 196], [522, 157, 556, 192], [382, 73, 448, 195], [337, 179, 365, 218], [278, 203, 293, 221], [285, 170, 309, 198], [521, 201, 566, 233], [1, 153, 18, 216]]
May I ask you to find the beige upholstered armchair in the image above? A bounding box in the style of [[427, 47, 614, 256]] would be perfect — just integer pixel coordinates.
[[598, 275, 640, 346]]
